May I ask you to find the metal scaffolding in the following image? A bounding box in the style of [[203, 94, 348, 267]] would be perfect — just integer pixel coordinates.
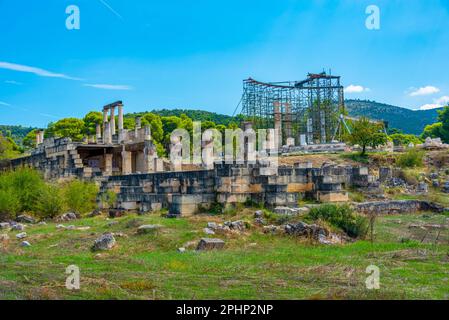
[[241, 72, 344, 145]]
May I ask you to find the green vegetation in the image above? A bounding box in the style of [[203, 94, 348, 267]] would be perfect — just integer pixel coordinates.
[[396, 148, 424, 168], [348, 117, 388, 155], [0, 125, 35, 146], [389, 133, 422, 146], [306, 204, 368, 238], [0, 169, 99, 220], [0, 133, 22, 159], [421, 106, 449, 143]]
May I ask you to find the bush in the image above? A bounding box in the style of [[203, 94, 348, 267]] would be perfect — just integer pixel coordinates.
[[63, 180, 99, 214], [37, 184, 65, 218], [307, 204, 368, 238], [0, 188, 20, 220], [396, 148, 424, 168]]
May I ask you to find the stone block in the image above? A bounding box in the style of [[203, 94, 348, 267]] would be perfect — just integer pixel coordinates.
[[196, 238, 225, 251]]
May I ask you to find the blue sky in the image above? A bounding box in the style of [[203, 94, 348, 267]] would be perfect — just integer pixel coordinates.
[[1, 0, 449, 127]]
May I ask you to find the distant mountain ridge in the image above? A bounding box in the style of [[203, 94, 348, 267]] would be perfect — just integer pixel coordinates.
[[345, 99, 441, 135]]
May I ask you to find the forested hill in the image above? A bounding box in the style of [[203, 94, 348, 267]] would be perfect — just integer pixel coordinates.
[[0, 125, 35, 145], [130, 109, 238, 126], [345, 99, 441, 135]]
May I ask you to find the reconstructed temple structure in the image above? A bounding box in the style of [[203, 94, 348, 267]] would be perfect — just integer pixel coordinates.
[[1, 101, 163, 179]]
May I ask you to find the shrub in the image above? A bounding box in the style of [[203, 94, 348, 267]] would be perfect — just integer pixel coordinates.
[[307, 204, 368, 238], [99, 190, 117, 209], [0, 188, 20, 220], [36, 184, 65, 219], [0, 168, 45, 213], [396, 148, 424, 168], [63, 180, 99, 214]]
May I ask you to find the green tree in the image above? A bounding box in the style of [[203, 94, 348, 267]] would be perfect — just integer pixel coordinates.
[[83, 111, 103, 135], [421, 106, 449, 143], [46, 118, 85, 141], [0, 133, 22, 159], [348, 117, 388, 155], [23, 129, 39, 149], [142, 113, 164, 143]]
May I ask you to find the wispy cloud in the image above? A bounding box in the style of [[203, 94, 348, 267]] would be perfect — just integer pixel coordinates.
[[0, 101, 60, 119], [4, 80, 23, 85], [344, 84, 370, 94], [418, 95, 449, 110], [0, 61, 82, 81], [409, 85, 440, 96], [97, 0, 124, 20], [83, 83, 133, 90]]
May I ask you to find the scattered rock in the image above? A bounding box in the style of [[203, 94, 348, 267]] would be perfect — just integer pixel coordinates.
[[432, 179, 440, 188], [385, 177, 406, 187], [254, 210, 263, 218], [254, 217, 266, 225], [0, 234, 9, 241], [12, 223, 25, 231], [56, 224, 66, 229], [16, 232, 27, 239], [207, 222, 217, 229], [20, 241, 31, 247], [203, 227, 215, 235], [65, 225, 76, 230], [416, 182, 428, 194], [17, 215, 36, 224], [38, 221, 47, 226], [109, 209, 125, 218], [92, 233, 116, 251], [59, 212, 77, 221], [0, 222, 10, 229], [77, 226, 91, 231], [137, 224, 162, 234], [429, 172, 439, 180], [263, 225, 283, 234], [177, 247, 186, 253], [196, 238, 225, 251], [274, 207, 309, 216], [284, 222, 329, 239], [442, 181, 449, 193]]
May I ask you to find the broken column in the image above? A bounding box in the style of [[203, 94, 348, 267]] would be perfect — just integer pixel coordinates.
[[284, 103, 293, 145], [96, 124, 102, 142], [104, 153, 113, 176], [135, 117, 142, 139], [274, 103, 282, 147]]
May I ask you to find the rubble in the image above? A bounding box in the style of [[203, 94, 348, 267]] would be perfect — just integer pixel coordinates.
[[16, 232, 27, 239], [59, 212, 77, 222], [92, 233, 116, 251], [196, 238, 225, 251], [16, 215, 36, 224], [137, 224, 162, 234]]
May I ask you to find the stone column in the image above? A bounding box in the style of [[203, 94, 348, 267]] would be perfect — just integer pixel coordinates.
[[144, 125, 151, 141], [104, 153, 113, 176], [118, 104, 124, 131], [121, 146, 132, 175], [135, 117, 142, 139], [103, 108, 108, 123], [35, 130, 41, 146], [274, 103, 282, 147], [110, 106, 116, 135], [103, 122, 112, 144], [96, 124, 102, 142]]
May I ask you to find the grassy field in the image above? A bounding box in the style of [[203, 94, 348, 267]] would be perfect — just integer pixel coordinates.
[[0, 209, 448, 300]]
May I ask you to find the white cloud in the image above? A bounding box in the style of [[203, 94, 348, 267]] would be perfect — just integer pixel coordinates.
[[344, 85, 370, 94], [83, 83, 133, 90], [4, 80, 23, 85], [418, 95, 449, 110], [409, 85, 440, 96], [0, 61, 82, 81], [0, 101, 11, 106]]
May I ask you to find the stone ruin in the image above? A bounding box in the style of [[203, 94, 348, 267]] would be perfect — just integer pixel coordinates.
[[1, 101, 164, 179]]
